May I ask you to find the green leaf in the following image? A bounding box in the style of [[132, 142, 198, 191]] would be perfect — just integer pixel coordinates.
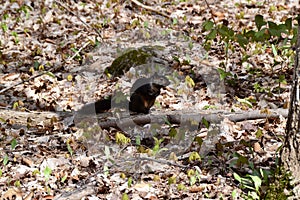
[[248, 191, 260, 200], [268, 21, 285, 37], [43, 166, 52, 181], [233, 172, 242, 182], [291, 27, 298, 44], [173, 18, 178, 25], [11, 31, 18, 37], [188, 41, 193, 50], [14, 180, 21, 187], [45, 71, 56, 78], [3, 13, 9, 20], [61, 174, 67, 183], [66, 142, 73, 156], [217, 68, 232, 80], [143, 21, 149, 28], [254, 28, 270, 41], [201, 118, 210, 129], [190, 176, 197, 186], [11, 138, 17, 150], [185, 75, 195, 88], [135, 135, 141, 145], [202, 20, 214, 31], [278, 24, 288, 33], [115, 132, 131, 145], [1, 23, 8, 32], [169, 127, 177, 138], [206, 29, 217, 40], [13, 101, 19, 109], [237, 97, 253, 108], [245, 30, 256, 39], [103, 165, 109, 176], [271, 44, 277, 57], [235, 34, 248, 49], [255, 15, 266, 30], [285, 18, 292, 31], [249, 175, 262, 192], [128, 177, 133, 187], [232, 189, 238, 199], [168, 176, 176, 184], [255, 128, 263, 138], [163, 117, 172, 126], [219, 25, 234, 38], [3, 155, 8, 165], [278, 74, 287, 84], [122, 193, 129, 200], [189, 152, 201, 162], [268, 21, 278, 29]]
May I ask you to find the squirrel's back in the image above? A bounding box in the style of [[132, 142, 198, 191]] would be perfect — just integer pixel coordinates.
[[78, 73, 170, 114]]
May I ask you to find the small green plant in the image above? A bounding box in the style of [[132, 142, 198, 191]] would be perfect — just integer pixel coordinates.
[[168, 127, 177, 138], [11, 31, 19, 44], [43, 166, 52, 182], [1, 23, 8, 32], [233, 172, 262, 199], [185, 75, 195, 88], [151, 137, 167, 156], [189, 152, 201, 162], [177, 183, 187, 191], [11, 138, 17, 150], [230, 149, 290, 199], [32, 169, 40, 176], [187, 166, 202, 186], [264, 167, 293, 199], [3, 154, 8, 165], [14, 180, 21, 187], [61, 174, 67, 183], [66, 139, 73, 156], [168, 175, 177, 185], [122, 193, 129, 200], [115, 132, 131, 145], [253, 82, 265, 93], [217, 68, 238, 87], [18, 5, 31, 19], [127, 177, 133, 187], [202, 15, 297, 94], [236, 97, 253, 108]]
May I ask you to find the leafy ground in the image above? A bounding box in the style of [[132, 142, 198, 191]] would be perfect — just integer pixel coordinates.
[[0, 0, 298, 199]]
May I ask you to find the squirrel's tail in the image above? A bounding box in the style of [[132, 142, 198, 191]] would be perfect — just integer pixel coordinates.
[[77, 98, 112, 115]]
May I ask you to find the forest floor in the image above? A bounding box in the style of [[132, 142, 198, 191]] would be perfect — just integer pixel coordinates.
[[0, 0, 298, 199]]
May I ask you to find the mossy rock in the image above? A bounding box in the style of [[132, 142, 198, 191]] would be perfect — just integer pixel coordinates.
[[105, 46, 166, 77]]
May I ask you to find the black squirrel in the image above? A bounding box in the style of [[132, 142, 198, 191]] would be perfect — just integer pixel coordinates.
[[129, 73, 170, 113], [79, 73, 170, 114]]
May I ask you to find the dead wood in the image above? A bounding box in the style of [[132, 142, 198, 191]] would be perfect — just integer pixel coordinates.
[[0, 108, 288, 130], [130, 0, 170, 19]]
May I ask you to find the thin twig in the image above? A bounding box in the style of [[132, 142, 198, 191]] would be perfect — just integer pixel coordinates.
[[135, 156, 188, 168], [54, 0, 103, 40], [131, 0, 170, 19], [203, 0, 216, 24], [0, 40, 90, 94], [68, 41, 91, 62], [0, 71, 49, 95]]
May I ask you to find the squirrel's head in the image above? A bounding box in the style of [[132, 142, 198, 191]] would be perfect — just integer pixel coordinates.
[[151, 72, 170, 88]]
